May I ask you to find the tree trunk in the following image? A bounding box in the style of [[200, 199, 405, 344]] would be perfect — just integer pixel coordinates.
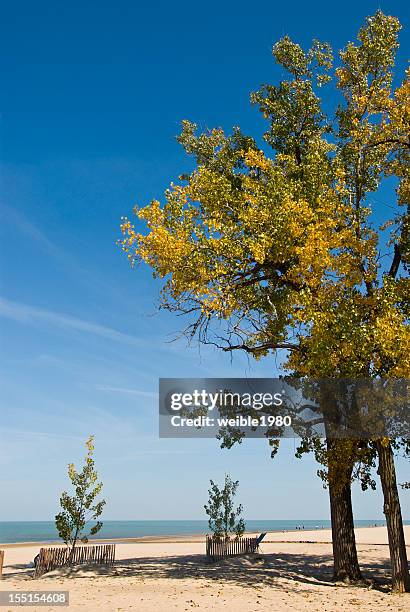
[[327, 438, 362, 582], [328, 475, 362, 581], [376, 439, 410, 593]]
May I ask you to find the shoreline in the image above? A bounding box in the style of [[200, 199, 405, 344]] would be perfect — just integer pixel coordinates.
[[0, 523, 396, 549]]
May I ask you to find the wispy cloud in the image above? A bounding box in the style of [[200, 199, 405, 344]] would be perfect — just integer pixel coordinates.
[[0, 297, 144, 346], [95, 384, 157, 398], [0, 203, 136, 305], [0, 427, 83, 441], [0, 202, 71, 261]]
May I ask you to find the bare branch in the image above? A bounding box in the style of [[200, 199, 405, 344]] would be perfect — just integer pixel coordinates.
[[221, 341, 299, 354]]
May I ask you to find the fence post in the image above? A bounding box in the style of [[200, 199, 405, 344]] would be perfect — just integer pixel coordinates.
[[0, 550, 4, 580]]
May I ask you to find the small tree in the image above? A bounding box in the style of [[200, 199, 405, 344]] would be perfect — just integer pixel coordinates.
[[204, 474, 245, 539], [55, 436, 106, 561]]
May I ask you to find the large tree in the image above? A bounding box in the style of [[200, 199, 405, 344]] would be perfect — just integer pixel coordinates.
[[120, 11, 409, 589]]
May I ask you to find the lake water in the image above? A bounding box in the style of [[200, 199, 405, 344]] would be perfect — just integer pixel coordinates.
[[0, 519, 393, 544]]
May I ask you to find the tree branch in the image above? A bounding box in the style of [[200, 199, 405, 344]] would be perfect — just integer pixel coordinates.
[[388, 244, 402, 278], [221, 341, 299, 354]]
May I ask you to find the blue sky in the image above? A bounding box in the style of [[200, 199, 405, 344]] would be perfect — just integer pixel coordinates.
[[0, 0, 409, 521]]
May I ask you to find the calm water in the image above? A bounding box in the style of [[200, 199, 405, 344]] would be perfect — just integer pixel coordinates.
[[0, 519, 394, 544]]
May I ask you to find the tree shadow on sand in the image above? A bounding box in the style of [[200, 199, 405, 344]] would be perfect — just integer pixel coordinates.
[[30, 550, 396, 593]]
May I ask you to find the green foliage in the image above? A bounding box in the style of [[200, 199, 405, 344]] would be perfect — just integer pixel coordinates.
[[119, 10, 409, 484], [55, 436, 106, 554], [204, 474, 245, 538]]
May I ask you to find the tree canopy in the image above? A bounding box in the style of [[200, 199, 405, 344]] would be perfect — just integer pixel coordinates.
[[120, 10, 409, 381]]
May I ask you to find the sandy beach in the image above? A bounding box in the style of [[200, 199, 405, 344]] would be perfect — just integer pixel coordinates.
[[1, 526, 409, 611]]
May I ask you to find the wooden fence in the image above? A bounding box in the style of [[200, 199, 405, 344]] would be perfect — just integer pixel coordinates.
[[0, 550, 4, 579], [34, 544, 116, 578], [206, 536, 259, 561]]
